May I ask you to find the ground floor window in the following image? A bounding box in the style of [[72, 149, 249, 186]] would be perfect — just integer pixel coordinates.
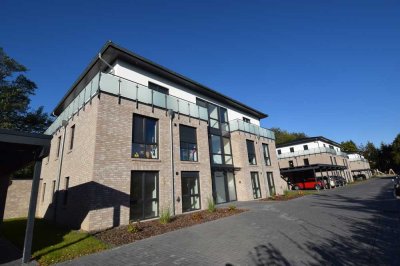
[[130, 171, 159, 221], [181, 172, 201, 212], [266, 172, 276, 196], [251, 172, 261, 199], [213, 171, 237, 204]]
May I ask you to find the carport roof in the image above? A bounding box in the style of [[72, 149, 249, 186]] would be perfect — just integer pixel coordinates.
[[0, 129, 51, 179], [280, 164, 347, 173]]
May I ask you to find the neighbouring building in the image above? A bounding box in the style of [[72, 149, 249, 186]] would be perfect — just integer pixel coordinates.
[[37, 42, 286, 231], [347, 153, 372, 179], [276, 137, 353, 186]]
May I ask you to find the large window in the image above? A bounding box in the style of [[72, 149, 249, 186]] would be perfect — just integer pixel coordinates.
[[266, 172, 276, 196], [56, 136, 61, 158], [180, 125, 198, 161], [304, 158, 310, 166], [181, 172, 201, 212], [262, 143, 271, 166], [333, 157, 337, 165], [132, 115, 158, 159], [330, 156, 334, 165], [130, 171, 159, 220], [69, 125, 75, 150], [208, 104, 220, 130], [210, 135, 232, 165], [246, 140, 257, 165], [251, 172, 261, 199]]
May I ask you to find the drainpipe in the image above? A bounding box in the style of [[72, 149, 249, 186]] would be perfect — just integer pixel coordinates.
[[168, 109, 175, 216], [53, 120, 68, 223]]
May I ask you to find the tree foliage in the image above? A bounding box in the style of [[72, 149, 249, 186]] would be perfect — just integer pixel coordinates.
[[340, 140, 359, 153], [0, 47, 52, 133], [271, 127, 308, 145]]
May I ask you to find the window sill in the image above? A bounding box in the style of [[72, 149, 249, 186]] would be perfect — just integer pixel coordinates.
[[131, 158, 161, 162], [180, 161, 200, 164]]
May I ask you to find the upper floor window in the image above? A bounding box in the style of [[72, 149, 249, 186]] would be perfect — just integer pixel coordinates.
[[149, 82, 169, 95], [290, 147, 294, 153], [303, 145, 308, 150], [262, 143, 271, 166], [330, 156, 333, 165], [56, 136, 62, 158], [132, 115, 158, 159], [69, 125, 75, 150], [243, 117, 250, 123], [333, 157, 337, 165], [304, 158, 310, 166], [277, 149, 282, 155], [329, 145, 334, 149], [180, 125, 198, 161], [246, 140, 257, 165], [289, 160, 294, 168], [210, 135, 232, 165]]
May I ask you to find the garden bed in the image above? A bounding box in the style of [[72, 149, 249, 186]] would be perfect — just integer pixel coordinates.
[[262, 190, 318, 201], [94, 208, 245, 246]]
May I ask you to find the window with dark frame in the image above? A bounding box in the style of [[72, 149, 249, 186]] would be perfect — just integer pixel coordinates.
[[289, 160, 294, 168], [330, 156, 334, 165], [181, 172, 201, 212], [180, 125, 198, 162], [251, 172, 261, 199], [69, 125, 75, 150], [63, 177, 69, 206], [56, 136, 62, 158], [333, 157, 337, 165], [210, 134, 232, 165], [304, 158, 310, 166], [130, 171, 159, 220], [51, 180, 56, 203], [132, 115, 158, 159], [243, 117, 251, 123], [262, 143, 271, 166], [246, 140, 257, 165], [277, 149, 282, 155], [42, 183, 46, 203], [303, 145, 308, 150], [148, 82, 169, 95], [290, 147, 294, 153], [329, 145, 334, 149]]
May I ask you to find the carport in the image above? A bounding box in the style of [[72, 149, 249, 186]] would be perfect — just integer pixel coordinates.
[[280, 164, 348, 189], [0, 129, 51, 263]]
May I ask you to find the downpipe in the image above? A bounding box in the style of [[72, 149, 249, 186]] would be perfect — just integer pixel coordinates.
[[168, 109, 176, 216]]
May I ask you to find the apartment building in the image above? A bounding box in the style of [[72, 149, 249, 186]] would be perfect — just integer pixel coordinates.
[[37, 42, 286, 231], [276, 137, 353, 185], [347, 153, 372, 179]]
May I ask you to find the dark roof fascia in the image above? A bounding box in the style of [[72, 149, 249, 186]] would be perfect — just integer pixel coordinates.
[[276, 136, 341, 148], [0, 129, 52, 147], [53, 41, 268, 119]]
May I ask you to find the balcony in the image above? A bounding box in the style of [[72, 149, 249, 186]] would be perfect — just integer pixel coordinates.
[[277, 147, 348, 159], [45, 72, 209, 135], [349, 157, 368, 162], [229, 119, 275, 140]]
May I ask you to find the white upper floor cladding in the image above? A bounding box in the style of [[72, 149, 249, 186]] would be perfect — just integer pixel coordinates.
[[347, 153, 365, 160], [112, 60, 261, 126], [277, 139, 341, 155]]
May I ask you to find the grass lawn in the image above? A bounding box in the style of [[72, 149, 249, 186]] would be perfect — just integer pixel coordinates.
[[0, 218, 109, 265]]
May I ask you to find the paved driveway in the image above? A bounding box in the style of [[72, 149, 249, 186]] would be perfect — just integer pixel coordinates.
[[61, 177, 400, 266]]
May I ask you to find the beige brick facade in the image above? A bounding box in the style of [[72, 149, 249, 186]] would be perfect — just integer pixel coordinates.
[[4, 179, 32, 219]]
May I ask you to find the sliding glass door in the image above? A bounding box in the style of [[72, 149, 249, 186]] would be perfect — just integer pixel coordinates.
[[130, 171, 159, 221]]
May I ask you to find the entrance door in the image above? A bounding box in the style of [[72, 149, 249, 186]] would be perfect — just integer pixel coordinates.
[[266, 172, 276, 196], [181, 172, 201, 212], [213, 171, 237, 204], [251, 172, 261, 199], [130, 171, 159, 221]]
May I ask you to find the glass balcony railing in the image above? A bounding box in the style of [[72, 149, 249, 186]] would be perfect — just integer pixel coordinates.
[[277, 147, 348, 159], [45, 72, 209, 135], [229, 119, 275, 140], [348, 157, 368, 162]]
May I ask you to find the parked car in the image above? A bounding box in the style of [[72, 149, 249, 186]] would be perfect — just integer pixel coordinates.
[[392, 176, 400, 198], [331, 176, 346, 187], [290, 177, 324, 190], [353, 174, 367, 180], [322, 176, 336, 189]]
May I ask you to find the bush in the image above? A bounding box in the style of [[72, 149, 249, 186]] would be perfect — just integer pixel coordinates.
[[159, 209, 171, 224], [228, 205, 237, 211], [127, 220, 141, 233], [207, 197, 216, 213]]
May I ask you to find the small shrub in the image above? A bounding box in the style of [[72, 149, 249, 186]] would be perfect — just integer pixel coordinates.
[[191, 212, 203, 221], [283, 190, 290, 196], [127, 220, 141, 233], [207, 197, 216, 213], [159, 209, 171, 224], [228, 205, 237, 211]]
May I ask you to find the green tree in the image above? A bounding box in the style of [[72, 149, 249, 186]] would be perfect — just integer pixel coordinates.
[[271, 127, 308, 145], [361, 141, 379, 169], [340, 140, 359, 153], [0, 47, 52, 133], [391, 134, 400, 171]]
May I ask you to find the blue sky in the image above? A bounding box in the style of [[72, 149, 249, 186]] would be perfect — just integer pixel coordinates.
[[1, 0, 399, 146]]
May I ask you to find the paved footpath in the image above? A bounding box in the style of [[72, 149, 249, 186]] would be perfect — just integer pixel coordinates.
[[61, 177, 400, 266]]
